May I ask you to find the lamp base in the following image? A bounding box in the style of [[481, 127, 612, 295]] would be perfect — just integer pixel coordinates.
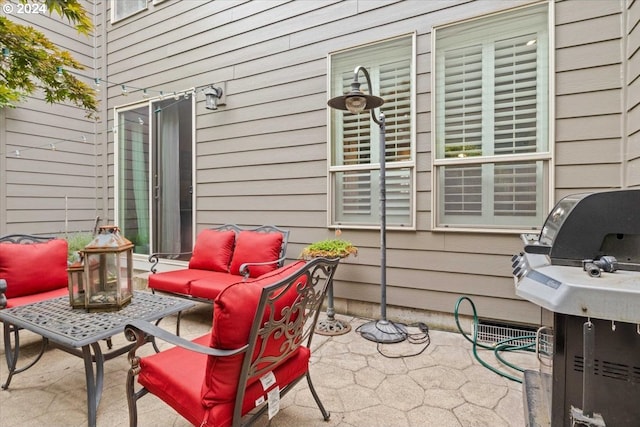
[[357, 319, 407, 344], [315, 318, 352, 336]]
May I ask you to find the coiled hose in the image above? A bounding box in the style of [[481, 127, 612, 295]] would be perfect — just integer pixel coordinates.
[[454, 296, 537, 383]]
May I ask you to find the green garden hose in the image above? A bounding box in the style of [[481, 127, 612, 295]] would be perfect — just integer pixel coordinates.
[[454, 296, 537, 383]]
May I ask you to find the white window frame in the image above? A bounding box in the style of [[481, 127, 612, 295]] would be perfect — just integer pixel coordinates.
[[327, 33, 417, 230], [431, 2, 554, 233], [111, 0, 148, 23]]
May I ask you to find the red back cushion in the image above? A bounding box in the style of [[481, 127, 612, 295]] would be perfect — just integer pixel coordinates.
[[228, 231, 283, 278], [201, 260, 306, 407], [0, 239, 69, 299], [189, 230, 236, 272]]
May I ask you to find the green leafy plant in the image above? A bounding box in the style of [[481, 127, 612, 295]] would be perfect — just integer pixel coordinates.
[[0, 0, 98, 117], [300, 239, 358, 260], [65, 232, 93, 263]]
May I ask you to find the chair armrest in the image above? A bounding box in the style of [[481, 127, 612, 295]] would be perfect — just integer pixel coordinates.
[[148, 252, 193, 274], [124, 319, 246, 358], [0, 279, 6, 309], [239, 256, 286, 279]]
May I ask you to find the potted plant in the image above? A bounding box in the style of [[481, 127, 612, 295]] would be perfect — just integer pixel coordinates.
[[300, 234, 357, 335], [300, 238, 358, 260]]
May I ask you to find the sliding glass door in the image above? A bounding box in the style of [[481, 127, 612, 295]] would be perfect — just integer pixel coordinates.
[[116, 96, 193, 257]]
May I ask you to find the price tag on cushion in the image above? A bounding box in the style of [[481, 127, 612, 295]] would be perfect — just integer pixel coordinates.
[[255, 396, 265, 407], [259, 371, 276, 390], [267, 386, 280, 419]]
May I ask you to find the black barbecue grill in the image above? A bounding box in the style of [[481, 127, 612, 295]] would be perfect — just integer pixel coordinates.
[[512, 189, 640, 427]]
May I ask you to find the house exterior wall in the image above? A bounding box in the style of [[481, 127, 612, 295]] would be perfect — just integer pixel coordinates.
[[0, 0, 102, 236], [626, 0, 640, 187], [1, 0, 638, 329]]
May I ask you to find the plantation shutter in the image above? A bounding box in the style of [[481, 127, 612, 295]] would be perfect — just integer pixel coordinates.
[[493, 34, 540, 217], [442, 44, 483, 216], [435, 3, 549, 228], [331, 36, 413, 226]]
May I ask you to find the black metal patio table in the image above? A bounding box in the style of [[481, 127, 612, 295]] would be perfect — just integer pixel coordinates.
[[0, 291, 194, 427]]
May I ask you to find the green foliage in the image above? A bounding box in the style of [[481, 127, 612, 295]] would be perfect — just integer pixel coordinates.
[[45, 0, 93, 35], [300, 239, 358, 260], [0, 0, 98, 117], [65, 232, 94, 262]]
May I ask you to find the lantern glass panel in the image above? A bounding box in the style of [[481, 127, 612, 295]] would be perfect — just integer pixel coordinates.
[[67, 263, 85, 309], [83, 225, 134, 312]]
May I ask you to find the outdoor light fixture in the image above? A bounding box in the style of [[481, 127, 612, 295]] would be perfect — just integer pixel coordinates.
[[327, 66, 408, 344], [54, 66, 65, 83], [204, 84, 224, 110], [1, 47, 11, 69]]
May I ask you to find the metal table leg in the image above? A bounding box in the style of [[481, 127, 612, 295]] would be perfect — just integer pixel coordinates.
[[82, 342, 105, 427], [2, 321, 47, 390]]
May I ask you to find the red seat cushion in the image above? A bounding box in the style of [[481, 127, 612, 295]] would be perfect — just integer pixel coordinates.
[[189, 274, 244, 300], [139, 334, 210, 426], [228, 231, 283, 278], [139, 337, 309, 427], [148, 269, 216, 295], [189, 230, 236, 272], [0, 239, 68, 299], [202, 261, 306, 406], [5, 287, 69, 308], [205, 347, 310, 427], [138, 260, 310, 427]]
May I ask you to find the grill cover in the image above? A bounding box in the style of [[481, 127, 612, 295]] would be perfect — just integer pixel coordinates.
[[525, 189, 640, 271]]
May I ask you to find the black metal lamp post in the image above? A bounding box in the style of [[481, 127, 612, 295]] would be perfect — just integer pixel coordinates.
[[328, 66, 407, 344]]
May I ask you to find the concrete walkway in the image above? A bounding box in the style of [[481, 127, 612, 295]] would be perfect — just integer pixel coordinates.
[[0, 301, 538, 426]]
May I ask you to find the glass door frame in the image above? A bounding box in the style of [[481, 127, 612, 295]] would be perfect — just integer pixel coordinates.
[[113, 96, 196, 269]]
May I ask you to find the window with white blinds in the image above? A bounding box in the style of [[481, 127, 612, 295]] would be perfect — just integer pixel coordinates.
[[329, 35, 415, 228], [434, 3, 550, 230]]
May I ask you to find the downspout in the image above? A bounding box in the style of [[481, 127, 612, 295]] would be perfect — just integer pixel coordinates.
[[0, 107, 6, 235], [621, 2, 628, 189], [94, 0, 109, 225]]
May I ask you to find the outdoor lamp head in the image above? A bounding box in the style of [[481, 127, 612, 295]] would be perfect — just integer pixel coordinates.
[[327, 80, 384, 114]]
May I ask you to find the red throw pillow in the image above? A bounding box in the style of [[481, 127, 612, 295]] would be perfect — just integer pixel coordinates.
[[0, 239, 68, 299], [189, 229, 235, 272], [201, 260, 306, 407], [228, 231, 283, 278]]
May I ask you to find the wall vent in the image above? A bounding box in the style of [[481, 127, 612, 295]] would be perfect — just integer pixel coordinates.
[[476, 320, 553, 355]]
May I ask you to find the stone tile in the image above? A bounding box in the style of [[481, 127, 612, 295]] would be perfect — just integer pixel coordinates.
[[430, 344, 474, 369], [336, 384, 382, 411], [409, 365, 469, 390], [310, 361, 355, 390], [316, 353, 368, 372], [453, 402, 511, 427], [407, 405, 463, 427], [375, 374, 425, 411], [495, 387, 527, 427], [463, 364, 513, 387], [366, 354, 409, 375], [293, 384, 346, 413], [459, 381, 508, 408], [422, 388, 466, 410], [0, 313, 535, 427], [342, 404, 410, 427], [354, 365, 386, 389]]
